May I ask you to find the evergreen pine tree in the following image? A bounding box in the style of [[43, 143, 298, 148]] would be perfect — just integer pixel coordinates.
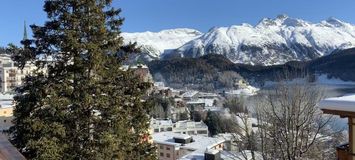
[[9, 0, 156, 159]]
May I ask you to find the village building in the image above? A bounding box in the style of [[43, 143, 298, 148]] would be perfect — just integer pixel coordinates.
[[152, 132, 225, 160], [150, 119, 209, 137], [0, 55, 37, 93], [131, 64, 153, 82], [181, 90, 220, 112], [120, 64, 153, 83]]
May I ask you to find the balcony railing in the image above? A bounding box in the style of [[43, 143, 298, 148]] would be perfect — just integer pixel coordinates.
[[336, 143, 350, 160], [0, 134, 26, 159]]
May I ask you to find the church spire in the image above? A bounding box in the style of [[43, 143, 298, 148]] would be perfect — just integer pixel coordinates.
[[23, 21, 28, 40]]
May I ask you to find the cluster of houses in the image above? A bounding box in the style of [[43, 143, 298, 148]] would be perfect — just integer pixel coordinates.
[[0, 57, 353, 160], [148, 81, 259, 159], [120, 64, 259, 159], [149, 117, 258, 160]]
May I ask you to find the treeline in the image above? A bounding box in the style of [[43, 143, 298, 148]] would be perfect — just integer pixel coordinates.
[[149, 48, 355, 89], [148, 55, 243, 91], [308, 48, 355, 81], [0, 47, 10, 54]]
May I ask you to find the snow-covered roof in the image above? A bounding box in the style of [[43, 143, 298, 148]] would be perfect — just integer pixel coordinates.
[[173, 134, 191, 140], [186, 98, 214, 107], [173, 121, 208, 132], [197, 92, 219, 98], [178, 152, 204, 160], [214, 133, 240, 141], [130, 64, 148, 69], [181, 91, 199, 98], [119, 64, 148, 71], [0, 94, 14, 100], [319, 94, 355, 113], [152, 132, 225, 153], [150, 119, 173, 128]]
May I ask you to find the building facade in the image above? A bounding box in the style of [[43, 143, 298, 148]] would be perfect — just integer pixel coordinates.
[[150, 119, 209, 137], [153, 132, 225, 160], [0, 55, 37, 93]]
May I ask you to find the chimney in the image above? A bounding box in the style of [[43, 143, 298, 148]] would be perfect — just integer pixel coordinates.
[[204, 149, 221, 160], [173, 135, 193, 144]]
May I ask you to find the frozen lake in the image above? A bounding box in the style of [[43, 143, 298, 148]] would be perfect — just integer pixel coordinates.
[[249, 83, 355, 131]]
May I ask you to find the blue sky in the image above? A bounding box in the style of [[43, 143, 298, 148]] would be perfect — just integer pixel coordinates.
[[1, 0, 355, 46]]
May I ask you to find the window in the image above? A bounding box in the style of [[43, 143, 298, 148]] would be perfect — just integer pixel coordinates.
[[197, 130, 208, 134], [154, 129, 159, 132], [167, 127, 172, 131], [160, 128, 164, 132], [3, 120, 6, 123], [166, 153, 170, 158], [160, 152, 164, 157], [166, 147, 170, 150], [160, 145, 164, 149]]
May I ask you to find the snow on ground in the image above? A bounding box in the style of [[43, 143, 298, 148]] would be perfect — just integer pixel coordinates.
[[221, 150, 263, 160], [225, 85, 259, 96]]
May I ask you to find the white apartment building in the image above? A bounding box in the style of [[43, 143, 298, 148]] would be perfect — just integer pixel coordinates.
[[153, 132, 225, 160], [150, 119, 209, 136], [0, 55, 36, 93]]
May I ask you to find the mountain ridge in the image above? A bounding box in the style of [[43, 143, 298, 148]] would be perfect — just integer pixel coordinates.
[[123, 15, 355, 65]]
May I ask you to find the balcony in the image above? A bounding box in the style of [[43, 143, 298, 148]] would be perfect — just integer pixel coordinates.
[[336, 143, 350, 160]]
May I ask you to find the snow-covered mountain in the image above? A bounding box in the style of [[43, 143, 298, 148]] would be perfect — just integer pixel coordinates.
[[122, 28, 202, 61], [123, 15, 355, 65]]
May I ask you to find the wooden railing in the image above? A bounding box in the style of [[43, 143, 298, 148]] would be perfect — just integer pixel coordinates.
[[337, 143, 350, 160], [0, 134, 26, 160]]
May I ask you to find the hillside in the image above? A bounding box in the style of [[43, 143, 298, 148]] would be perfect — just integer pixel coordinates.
[[148, 48, 355, 90]]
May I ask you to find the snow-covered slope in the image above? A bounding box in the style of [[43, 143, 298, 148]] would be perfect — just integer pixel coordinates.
[[164, 15, 355, 65], [122, 28, 202, 61]]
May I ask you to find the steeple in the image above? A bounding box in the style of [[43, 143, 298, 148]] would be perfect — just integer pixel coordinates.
[[23, 21, 28, 40]]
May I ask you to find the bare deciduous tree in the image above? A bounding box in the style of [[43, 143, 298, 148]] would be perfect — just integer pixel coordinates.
[[254, 83, 341, 160]]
